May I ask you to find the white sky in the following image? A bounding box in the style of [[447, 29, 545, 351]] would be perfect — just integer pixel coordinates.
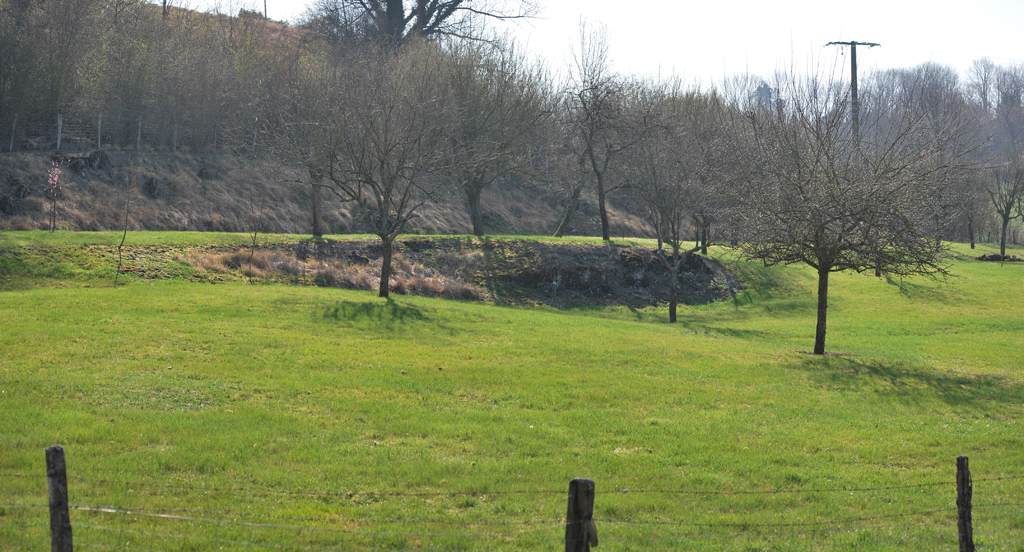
[[201, 0, 1024, 84]]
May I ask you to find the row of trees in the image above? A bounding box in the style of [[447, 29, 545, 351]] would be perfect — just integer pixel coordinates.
[[3, 1, 1023, 353], [0, 0, 300, 151], [273, 23, 1023, 355]]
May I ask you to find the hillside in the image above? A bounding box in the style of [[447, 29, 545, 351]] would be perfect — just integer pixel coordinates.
[[0, 151, 649, 238]]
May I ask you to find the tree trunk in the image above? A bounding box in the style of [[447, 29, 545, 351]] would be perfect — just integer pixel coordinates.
[[968, 219, 975, 249], [383, 0, 405, 40], [378, 236, 392, 298], [467, 185, 485, 236], [1000, 216, 1009, 258], [553, 190, 581, 238], [596, 173, 610, 241], [813, 267, 829, 355], [310, 175, 323, 237], [700, 226, 708, 256], [668, 264, 678, 323]]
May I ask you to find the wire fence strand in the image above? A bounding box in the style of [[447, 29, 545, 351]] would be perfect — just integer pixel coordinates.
[[596, 508, 953, 529], [62, 503, 558, 527], [7, 468, 1020, 549], [68, 475, 563, 498], [73, 505, 565, 539], [77, 522, 563, 552]]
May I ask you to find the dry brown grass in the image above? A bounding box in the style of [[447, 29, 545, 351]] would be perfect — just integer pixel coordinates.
[[189, 249, 303, 278], [390, 275, 482, 300], [183, 245, 485, 300], [1, 150, 653, 238]]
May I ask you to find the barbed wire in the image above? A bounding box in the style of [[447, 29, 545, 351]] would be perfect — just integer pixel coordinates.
[[72, 505, 564, 539], [62, 503, 558, 527], [77, 523, 561, 551], [974, 502, 1024, 508], [609, 480, 950, 495], [68, 475, 562, 498], [78, 523, 365, 552], [974, 475, 1024, 485], [3, 470, 1015, 498], [599, 515, 957, 544], [62, 473, 982, 497], [817, 530, 955, 550], [2, 520, 48, 528], [596, 507, 953, 529], [973, 509, 1024, 521], [0, 503, 48, 510], [77, 543, 166, 552]]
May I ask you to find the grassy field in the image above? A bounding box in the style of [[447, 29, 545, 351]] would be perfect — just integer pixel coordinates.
[[1, 231, 1023, 551]]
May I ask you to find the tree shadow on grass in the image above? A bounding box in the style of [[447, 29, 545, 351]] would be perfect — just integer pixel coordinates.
[[884, 274, 961, 304], [676, 320, 771, 339], [789, 355, 1022, 410], [322, 298, 428, 327]]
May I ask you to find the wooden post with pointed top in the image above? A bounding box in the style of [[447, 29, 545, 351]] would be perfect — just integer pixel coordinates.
[[46, 445, 73, 552], [957, 455, 974, 552], [565, 478, 597, 551]]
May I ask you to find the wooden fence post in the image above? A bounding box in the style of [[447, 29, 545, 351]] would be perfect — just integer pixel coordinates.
[[56, 114, 62, 151], [957, 455, 974, 552], [46, 445, 73, 552], [8, 113, 15, 152], [565, 478, 598, 552]]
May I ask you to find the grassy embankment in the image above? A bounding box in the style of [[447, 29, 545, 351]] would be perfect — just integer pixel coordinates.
[[1, 231, 1022, 551]]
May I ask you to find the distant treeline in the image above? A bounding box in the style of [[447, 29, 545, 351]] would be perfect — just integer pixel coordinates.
[[2, 0, 1023, 258], [0, 0, 302, 152]]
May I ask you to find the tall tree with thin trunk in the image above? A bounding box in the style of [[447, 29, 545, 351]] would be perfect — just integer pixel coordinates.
[[440, 38, 546, 236], [734, 69, 981, 354], [566, 21, 631, 241], [625, 83, 723, 322], [304, 42, 452, 298], [988, 158, 1024, 258]]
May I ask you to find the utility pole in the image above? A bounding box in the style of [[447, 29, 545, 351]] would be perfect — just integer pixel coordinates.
[[826, 40, 880, 141]]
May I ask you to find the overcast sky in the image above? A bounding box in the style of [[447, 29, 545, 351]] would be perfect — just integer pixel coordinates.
[[203, 0, 1024, 85]]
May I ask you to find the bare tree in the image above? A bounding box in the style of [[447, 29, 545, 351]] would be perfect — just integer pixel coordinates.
[[304, 43, 453, 298], [625, 82, 724, 322], [985, 63, 1024, 257], [967, 58, 998, 114], [273, 54, 340, 237], [440, 37, 547, 235], [566, 21, 632, 241], [988, 157, 1024, 258], [302, 0, 537, 43], [546, 128, 589, 237], [874, 63, 983, 250], [734, 69, 981, 355], [953, 171, 991, 249]]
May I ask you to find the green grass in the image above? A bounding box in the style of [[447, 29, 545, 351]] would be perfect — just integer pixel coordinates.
[[1, 232, 1023, 551]]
